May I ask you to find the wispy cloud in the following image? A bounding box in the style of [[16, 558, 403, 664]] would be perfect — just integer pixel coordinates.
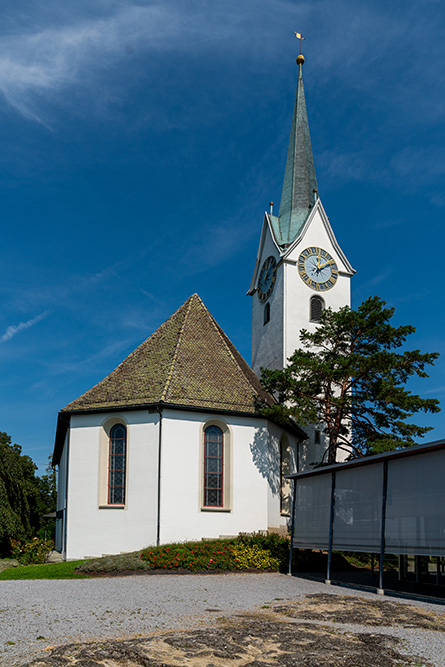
[[29, 335, 137, 397], [0, 1, 269, 125], [0, 310, 49, 343], [0, 0, 442, 129]]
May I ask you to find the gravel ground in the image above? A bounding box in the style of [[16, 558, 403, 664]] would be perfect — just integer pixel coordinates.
[[0, 573, 444, 666]]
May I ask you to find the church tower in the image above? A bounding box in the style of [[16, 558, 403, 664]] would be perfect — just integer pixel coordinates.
[[248, 52, 355, 466]]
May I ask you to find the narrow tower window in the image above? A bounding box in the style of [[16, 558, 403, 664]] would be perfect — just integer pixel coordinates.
[[310, 295, 324, 322], [108, 423, 126, 504], [203, 425, 224, 507], [264, 302, 270, 325]]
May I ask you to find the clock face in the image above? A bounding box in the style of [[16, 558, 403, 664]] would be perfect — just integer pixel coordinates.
[[297, 246, 339, 291], [258, 256, 277, 302]]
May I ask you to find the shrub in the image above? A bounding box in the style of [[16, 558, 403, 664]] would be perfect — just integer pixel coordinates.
[[237, 532, 290, 570], [139, 539, 279, 572], [10, 537, 54, 565], [232, 543, 279, 570]]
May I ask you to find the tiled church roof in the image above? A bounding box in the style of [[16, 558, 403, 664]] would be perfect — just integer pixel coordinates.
[[62, 294, 275, 415]]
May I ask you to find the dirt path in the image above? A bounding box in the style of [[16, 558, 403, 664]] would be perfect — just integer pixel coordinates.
[[26, 594, 445, 666]]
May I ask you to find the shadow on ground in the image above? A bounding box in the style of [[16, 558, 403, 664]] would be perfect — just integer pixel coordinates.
[[26, 594, 444, 666]]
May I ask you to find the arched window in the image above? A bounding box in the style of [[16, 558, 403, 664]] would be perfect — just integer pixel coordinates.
[[280, 438, 291, 516], [203, 425, 224, 507], [108, 423, 127, 504], [310, 295, 324, 322], [263, 302, 270, 325]]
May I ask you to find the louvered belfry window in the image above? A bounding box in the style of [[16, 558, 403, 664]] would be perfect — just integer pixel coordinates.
[[310, 295, 324, 322], [108, 423, 127, 504], [203, 426, 224, 507]]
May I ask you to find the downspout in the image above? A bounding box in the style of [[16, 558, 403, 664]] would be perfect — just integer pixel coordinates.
[[63, 426, 70, 560], [156, 405, 163, 547]]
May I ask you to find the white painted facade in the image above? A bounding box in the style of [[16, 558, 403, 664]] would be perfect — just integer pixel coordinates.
[[251, 200, 353, 377], [56, 407, 300, 560], [250, 200, 354, 469]]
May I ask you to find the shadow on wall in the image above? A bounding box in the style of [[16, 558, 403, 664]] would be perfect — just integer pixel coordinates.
[[250, 426, 280, 495]]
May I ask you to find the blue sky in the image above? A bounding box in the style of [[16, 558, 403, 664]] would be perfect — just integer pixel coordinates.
[[1, 0, 444, 472]]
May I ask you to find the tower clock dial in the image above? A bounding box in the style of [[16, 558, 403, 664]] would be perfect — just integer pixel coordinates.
[[298, 246, 338, 291], [257, 256, 277, 302]]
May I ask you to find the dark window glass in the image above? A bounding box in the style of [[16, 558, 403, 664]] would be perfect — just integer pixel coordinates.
[[314, 429, 321, 444], [310, 296, 324, 322], [204, 426, 223, 507], [264, 302, 270, 325], [109, 424, 126, 504]]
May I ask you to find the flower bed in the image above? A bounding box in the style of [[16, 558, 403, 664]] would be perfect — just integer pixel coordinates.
[[139, 539, 279, 572]]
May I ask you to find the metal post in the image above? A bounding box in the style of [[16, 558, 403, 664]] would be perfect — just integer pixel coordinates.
[[326, 471, 336, 585], [377, 461, 388, 595], [288, 478, 297, 575]]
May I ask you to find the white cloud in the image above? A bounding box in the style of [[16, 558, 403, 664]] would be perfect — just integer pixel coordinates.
[[0, 0, 442, 130], [0, 310, 49, 343]]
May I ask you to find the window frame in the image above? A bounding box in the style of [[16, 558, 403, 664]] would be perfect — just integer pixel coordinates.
[[200, 420, 232, 512], [203, 425, 224, 508], [98, 416, 129, 509], [108, 423, 127, 505], [280, 437, 291, 516]]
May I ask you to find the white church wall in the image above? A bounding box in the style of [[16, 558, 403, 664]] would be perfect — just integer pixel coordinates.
[[283, 208, 351, 365], [265, 421, 299, 534], [252, 225, 283, 375], [65, 410, 159, 560], [158, 409, 278, 544], [62, 407, 294, 559]]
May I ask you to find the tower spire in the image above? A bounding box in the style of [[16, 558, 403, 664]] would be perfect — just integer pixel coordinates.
[[278, 50, 318, 246]]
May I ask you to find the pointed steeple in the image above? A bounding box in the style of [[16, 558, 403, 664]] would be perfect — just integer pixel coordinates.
[[277, 54, 318, 246]]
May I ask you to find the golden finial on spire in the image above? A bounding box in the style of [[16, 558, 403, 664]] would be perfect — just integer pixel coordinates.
[[295, 31, 305, 64]]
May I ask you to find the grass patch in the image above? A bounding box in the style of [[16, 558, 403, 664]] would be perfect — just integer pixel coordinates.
[[0, 560, 87, 580], [0, 559, 20, 573]]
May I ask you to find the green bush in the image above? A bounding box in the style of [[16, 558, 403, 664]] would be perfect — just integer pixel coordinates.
[[10, 537, 54, 565], [139, 539, 279, 572], [236, 532, 290, 570], [232, 543, 279, 570], [76, 552, 149, 573]]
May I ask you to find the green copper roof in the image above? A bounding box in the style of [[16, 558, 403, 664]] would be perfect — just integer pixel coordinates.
[[62, 294, 274, 415], [275, 60, 318, 246]]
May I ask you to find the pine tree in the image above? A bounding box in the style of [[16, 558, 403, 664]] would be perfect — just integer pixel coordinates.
[[261, 296, 440, 464]]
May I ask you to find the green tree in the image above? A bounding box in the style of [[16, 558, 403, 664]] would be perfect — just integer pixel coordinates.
[[0, 433, 56, 556], [0, 432, 32, 555], [35, 457, 57, 540], [261, 296, 440, 464]]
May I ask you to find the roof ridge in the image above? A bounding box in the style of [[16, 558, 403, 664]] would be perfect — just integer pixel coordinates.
[[160, 295, 194, 401], [205, 305, 260, 399], [62, 299, 191, 410]]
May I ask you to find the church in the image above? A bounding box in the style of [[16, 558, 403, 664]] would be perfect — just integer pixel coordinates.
[[52, 52, 354, 560]]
